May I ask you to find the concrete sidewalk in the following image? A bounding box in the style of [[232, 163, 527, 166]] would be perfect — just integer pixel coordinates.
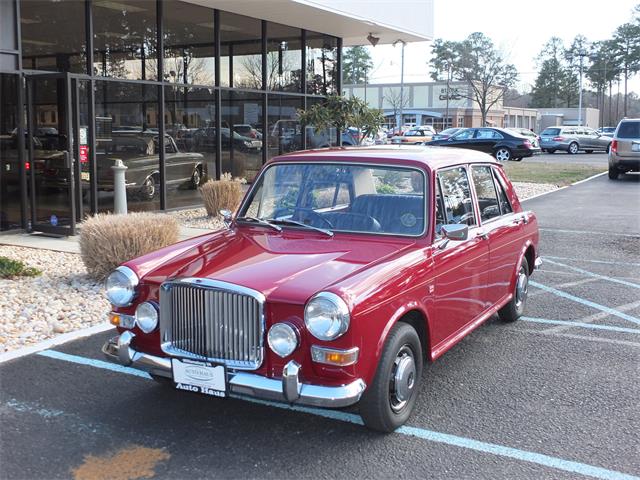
[[0, 226, 212, 254]]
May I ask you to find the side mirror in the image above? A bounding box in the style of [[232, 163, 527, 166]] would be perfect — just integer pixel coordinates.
[[220, 209, 232, 227], [439, 224, 468, 249]]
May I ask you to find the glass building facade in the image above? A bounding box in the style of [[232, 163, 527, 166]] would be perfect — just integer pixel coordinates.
[[0, 0, 341, 234]]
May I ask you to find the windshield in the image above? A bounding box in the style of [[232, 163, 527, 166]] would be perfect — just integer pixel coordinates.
[[240, 163, 427, 236]]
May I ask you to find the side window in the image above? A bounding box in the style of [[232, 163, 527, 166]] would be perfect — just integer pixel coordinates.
[[471, 165, 500, 222], [437, 167, 477, 227], [453, 129, 474, 140], [492, 168, 513, 214]]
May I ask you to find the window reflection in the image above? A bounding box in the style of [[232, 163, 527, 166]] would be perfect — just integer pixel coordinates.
[[219, 12, 262, 89], [306, 32, 338, 95], [267, 23, 302, 92], [95, 81, 159, 212], [164, 86, 215, 209], [21, 0, 86, 73], [267, 95, 302, 160], [93, 0, 157, 81], [163, 1, 215, 86]]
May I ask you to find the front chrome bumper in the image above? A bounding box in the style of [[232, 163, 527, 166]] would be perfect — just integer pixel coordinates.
[[102, 332, 366, 408]]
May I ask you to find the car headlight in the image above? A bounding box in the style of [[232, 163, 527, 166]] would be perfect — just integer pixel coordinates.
[[304, 292, 350, 341], [244, 140, 252, 147], [105, 266, 138, 307], [135, 301, 159, 333], [267, 323, 299, 358]]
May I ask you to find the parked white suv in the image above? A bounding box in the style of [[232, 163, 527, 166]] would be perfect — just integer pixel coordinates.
[[608, 119, 640, 180]]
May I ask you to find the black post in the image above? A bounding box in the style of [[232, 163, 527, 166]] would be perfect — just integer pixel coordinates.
[[301, 29, 307, 149], [157, 0, 166, 209], [214, 9, 222, 180], [261, 20, 267, 165], [17, 75, 28, 230], [336, 36, 343, 146]]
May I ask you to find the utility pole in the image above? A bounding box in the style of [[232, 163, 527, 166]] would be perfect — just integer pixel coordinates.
[[393, 39, 406, 130], [577, 50, 587, 126], [445, 63, 452, 130]]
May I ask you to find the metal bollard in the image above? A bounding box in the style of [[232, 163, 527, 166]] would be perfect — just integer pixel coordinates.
[[111, 159, 128, 214]]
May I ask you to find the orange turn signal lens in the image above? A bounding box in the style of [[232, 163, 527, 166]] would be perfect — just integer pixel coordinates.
[[109, 312, 135, 329], [109, 313, 120, 326], [310, 346, 359, 366]]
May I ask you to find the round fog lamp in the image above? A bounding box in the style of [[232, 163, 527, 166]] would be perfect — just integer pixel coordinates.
[[267, 323, 299, 358], [135, 301, 158, 333]]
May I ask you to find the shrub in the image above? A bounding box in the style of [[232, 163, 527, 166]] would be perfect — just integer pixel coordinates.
[[200, 179, 244, 216], [79, 212, 179, 279], [0, 256, 41, 279]]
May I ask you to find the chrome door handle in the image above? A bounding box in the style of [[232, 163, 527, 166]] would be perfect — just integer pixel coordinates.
[[476, 231, 489, 240]]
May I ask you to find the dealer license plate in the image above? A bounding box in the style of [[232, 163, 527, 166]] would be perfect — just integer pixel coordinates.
[[172, 358, 227, 397], [80, 171, 90, 181]]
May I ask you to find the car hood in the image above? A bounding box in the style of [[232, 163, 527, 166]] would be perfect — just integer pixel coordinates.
[[128, 227, 416, 304]]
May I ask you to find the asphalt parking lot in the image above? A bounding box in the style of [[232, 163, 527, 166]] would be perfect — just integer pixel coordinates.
[[1, 171, 639, 479], [528, 150, 610, 166]]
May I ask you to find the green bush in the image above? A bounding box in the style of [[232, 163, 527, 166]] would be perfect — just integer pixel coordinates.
[[0, 256, 42, 279]]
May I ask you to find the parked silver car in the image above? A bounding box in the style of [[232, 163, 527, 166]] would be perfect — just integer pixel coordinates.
[[539, 126, 612, 154], [608, 118, 640, 180]]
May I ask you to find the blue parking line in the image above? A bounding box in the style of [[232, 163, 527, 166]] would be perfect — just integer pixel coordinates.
[[544, 256, 640, 268], [543, 259, 640, 289], [529, 281, 640, 326], [34, 349, 639, 480], [539, 228, 640, 239], [522, 317, 640, 335]]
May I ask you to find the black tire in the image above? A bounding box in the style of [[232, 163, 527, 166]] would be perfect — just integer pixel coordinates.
[[190, 165, 202, 189], [585, 150, 593, 154], [498, 257, 529, 322], [513, 157, 523, 162], [546, 149, 556, 154], [568, 142, 579, 154], [359, 322, 423, 432], [608, 166, 619, 180], [494, 147, 512, 162]]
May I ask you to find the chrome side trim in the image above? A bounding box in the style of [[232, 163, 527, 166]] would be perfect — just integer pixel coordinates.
[[102, 335, 366, 408]]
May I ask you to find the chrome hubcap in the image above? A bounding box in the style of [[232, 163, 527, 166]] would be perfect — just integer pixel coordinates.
[[570, 143, 578, 153], [515, 267, 528, 309], [390, 345, 416, 412], [496, 149, 509, 162], [143, 178, 155, 197], [193, 169, 200, 186]]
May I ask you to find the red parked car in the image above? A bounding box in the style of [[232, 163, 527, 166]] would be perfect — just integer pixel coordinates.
[[102, 145, 540, 432]]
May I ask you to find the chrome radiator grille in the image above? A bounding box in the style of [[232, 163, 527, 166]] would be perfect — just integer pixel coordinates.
[[159, 279, 265, 370]]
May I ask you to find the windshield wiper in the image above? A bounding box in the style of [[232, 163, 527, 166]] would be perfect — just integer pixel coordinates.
[[267, 218, 333, 237], [235, 216, 282, 232]]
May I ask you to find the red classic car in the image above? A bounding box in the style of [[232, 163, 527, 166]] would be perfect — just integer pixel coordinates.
[[102, 146, 540, 432]]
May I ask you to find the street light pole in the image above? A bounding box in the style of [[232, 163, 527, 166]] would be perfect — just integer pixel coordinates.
[[575, 49, 588, 127], [393, 39, 406, 130]]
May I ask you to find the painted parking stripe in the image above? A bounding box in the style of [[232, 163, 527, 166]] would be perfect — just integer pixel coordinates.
[[543, 259, 640, 289], [521, 317, 640, 335], [34, 349, 639, 480], [529, 281, 640, 326], [539, 228, 640, 239], [544, 256, 640, 268]]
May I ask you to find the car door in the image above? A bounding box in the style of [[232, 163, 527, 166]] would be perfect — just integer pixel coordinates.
[[469, 164, 523, 305], [445, 128, 476, 149], [474, 128, 502, 154], [431, 166, 490, 348]]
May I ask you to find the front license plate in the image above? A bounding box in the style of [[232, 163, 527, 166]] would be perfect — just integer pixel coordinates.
[[80, 171, 90, 181], [172, 358, 227, 397], [632, 143, 640, 152]]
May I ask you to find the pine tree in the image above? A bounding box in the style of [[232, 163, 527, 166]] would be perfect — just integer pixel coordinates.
[[342, 46, 373, 85]]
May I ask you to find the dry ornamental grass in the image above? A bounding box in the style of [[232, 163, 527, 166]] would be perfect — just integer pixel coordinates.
[[200, 179, 244, 216], [79, 212, 179, 279]]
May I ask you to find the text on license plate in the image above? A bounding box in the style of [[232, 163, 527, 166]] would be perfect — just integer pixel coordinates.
[[172, 358, 226, 397], [81, 172, 90, 181]]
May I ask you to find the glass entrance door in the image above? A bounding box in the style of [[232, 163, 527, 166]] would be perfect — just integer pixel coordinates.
[[25, 73, 79, 235]]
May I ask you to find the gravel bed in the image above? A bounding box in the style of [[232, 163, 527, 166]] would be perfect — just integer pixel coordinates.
[[0, 246, 109, 353], [167, 208, 225, 231], [512, 181, 559, 199]]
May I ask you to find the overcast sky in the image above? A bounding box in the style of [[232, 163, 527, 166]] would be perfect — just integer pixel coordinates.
[[366, 0, 639, 95]]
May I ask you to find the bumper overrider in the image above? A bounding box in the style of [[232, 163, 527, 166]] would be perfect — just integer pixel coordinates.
[[102, 331, 366, 408]]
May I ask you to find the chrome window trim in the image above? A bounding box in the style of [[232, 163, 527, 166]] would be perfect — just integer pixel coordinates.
[[237, 160, 429, 238], [159, 278, 266, 370]]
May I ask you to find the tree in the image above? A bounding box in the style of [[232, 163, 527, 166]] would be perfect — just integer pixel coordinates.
[[611, 22, 640, 116], [430, 33, 517, 126], [383, 88, 410, 126], [529, 37, 582, 108], [587, 40, 620, 126], [297, 95, 384, 145], [342, 46, 373, 85]]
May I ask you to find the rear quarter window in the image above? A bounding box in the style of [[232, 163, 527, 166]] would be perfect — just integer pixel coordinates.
[[617, 122, 640, 139]]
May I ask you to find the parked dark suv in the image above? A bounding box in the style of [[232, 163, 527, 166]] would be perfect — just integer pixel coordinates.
[[608, 118, 640, 180]]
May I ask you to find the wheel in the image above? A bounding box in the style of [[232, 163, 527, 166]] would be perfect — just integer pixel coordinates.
[[608, 166, 619, 180], [290, 208, 334, 229], [359, 322, 423, 432], [190, 166, 202, 189], [585, 150, 593, 154], [494, 147, 512, 162], [498, 257, 529, 322], [568, 142, 579, 154], [139, 175, 158, 200]]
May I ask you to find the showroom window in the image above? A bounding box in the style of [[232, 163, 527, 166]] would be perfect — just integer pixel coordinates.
[[163, 1, 215, 86], [267, 95, 303, 161], [93, 0, 158, 80], [20, 0, 86, 73], [306, 32, 338, 95], [267, 23, 302, 93], [219, 12, 262, 89]]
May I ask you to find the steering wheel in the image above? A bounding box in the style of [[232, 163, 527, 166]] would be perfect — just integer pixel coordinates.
[[291, 208, 334, 229]]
